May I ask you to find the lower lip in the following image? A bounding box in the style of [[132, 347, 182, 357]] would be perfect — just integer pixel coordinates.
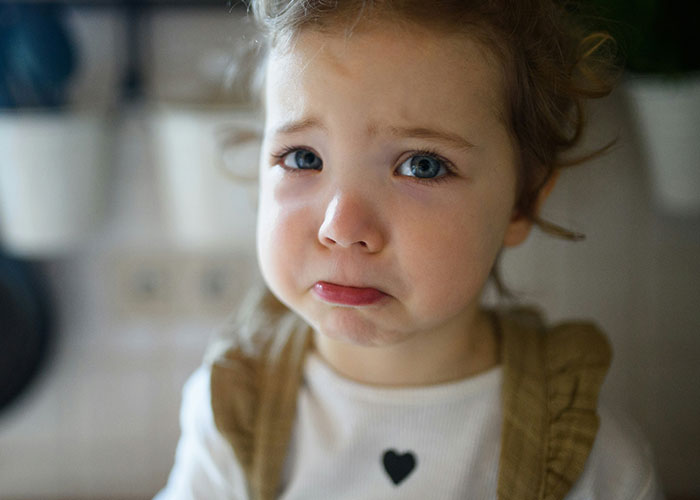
[[312, 281, 388, 306]]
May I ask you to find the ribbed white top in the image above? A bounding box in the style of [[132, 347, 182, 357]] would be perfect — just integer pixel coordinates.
[[279, 352, 503, 499], [155, 356, 664, 500]]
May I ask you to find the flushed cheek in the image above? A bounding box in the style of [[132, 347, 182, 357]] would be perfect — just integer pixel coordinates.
[[398, 218, 499, 315], [257, 190, 317, 297]]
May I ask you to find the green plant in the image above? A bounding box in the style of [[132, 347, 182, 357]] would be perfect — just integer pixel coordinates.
[[584, 0, 700, 74]]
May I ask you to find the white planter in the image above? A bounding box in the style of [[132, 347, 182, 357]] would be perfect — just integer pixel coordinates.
[[625, 74, 700, 217], [150, 104, 262, 252], [0, 110, 112, 256]]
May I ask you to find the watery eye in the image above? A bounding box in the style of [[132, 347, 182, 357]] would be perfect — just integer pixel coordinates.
[[397, 155, 446, 179], [282, 149, 323, 170]]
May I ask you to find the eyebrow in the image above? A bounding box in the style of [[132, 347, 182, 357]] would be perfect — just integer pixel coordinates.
[[269, 117, 327, 136], [269, 117, 476, 151], [385, 125, 475, 152]]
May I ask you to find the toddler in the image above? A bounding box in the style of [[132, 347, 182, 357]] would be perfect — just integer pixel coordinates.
[[157, 1, 663, 499]]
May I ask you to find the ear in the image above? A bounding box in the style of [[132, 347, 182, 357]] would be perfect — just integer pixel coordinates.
[[502, 170, 559, 248]]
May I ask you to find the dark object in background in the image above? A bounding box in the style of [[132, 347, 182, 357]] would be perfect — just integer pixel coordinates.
[[0, 254, 53, 414], [584, 0, 700, 75], [0, 3, 77, 108]]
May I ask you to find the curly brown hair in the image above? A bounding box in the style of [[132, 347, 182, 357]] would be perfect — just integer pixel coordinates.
[[247, 0, 618, 240]]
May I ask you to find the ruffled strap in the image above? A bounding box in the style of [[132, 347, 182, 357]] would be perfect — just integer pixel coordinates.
[[497, 308, 612, 500], [210, 309, 312, 500]]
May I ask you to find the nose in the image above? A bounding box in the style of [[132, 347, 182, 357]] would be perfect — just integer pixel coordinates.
[[318, 193, 385, 253]]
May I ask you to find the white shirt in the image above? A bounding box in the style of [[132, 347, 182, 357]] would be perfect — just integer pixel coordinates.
[[155, 354, 664, 499]]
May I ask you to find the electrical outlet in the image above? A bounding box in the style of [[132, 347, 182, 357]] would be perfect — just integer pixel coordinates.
[[110, 253, 179, 318], [180, 253, 248, 317], [108, 251, 256, 319]]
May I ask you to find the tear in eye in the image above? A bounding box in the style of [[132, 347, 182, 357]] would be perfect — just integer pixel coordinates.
[[283, 149, 323, 170], [397, 155, 445, 179]]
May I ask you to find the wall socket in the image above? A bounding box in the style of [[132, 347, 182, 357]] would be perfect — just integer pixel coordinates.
[[108, 251, 257, 319]]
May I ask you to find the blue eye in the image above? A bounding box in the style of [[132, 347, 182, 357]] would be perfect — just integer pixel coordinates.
[[282, 149, 323, 170], [397, 154, 446, 179]]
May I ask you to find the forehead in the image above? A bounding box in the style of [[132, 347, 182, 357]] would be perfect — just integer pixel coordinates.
[[264, 23, 508, 140]]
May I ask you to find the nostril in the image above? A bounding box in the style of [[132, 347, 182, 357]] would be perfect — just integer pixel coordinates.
[[320, 234, 371, 249]]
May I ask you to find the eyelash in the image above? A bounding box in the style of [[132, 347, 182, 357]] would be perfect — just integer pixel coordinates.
[[270, 145, 316, 173], [270, 145, 457, 184], [400, 148, 457, 185]]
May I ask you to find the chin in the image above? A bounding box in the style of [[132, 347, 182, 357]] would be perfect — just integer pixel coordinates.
[[312, 308, 406, 348]]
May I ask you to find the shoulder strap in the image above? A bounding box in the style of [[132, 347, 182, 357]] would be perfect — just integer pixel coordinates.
[[209, 306, 312, 500], [210, 302, 609, 500], [496, 308, 612, 500]]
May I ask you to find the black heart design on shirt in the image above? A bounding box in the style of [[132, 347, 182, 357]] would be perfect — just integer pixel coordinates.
[[382, 449, 417, 485]]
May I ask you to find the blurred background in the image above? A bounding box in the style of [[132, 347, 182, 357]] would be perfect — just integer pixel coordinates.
[[0, 1, 698, 499]]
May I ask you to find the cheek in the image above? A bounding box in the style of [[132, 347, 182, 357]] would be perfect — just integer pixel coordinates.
[[256, 173, 316, 289], [397, 204, 507, 312]]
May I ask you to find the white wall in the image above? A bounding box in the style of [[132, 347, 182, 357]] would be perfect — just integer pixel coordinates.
[[501, 86, 700, 497], [0, 6, 698, 499], [0, 103, 260, 498]]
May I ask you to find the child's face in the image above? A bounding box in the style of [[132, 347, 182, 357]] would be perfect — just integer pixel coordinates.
[[257, 23, 529, 348]]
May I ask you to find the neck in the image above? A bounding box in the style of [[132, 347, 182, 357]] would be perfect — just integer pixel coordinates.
[[311, 308, 499, 387]]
